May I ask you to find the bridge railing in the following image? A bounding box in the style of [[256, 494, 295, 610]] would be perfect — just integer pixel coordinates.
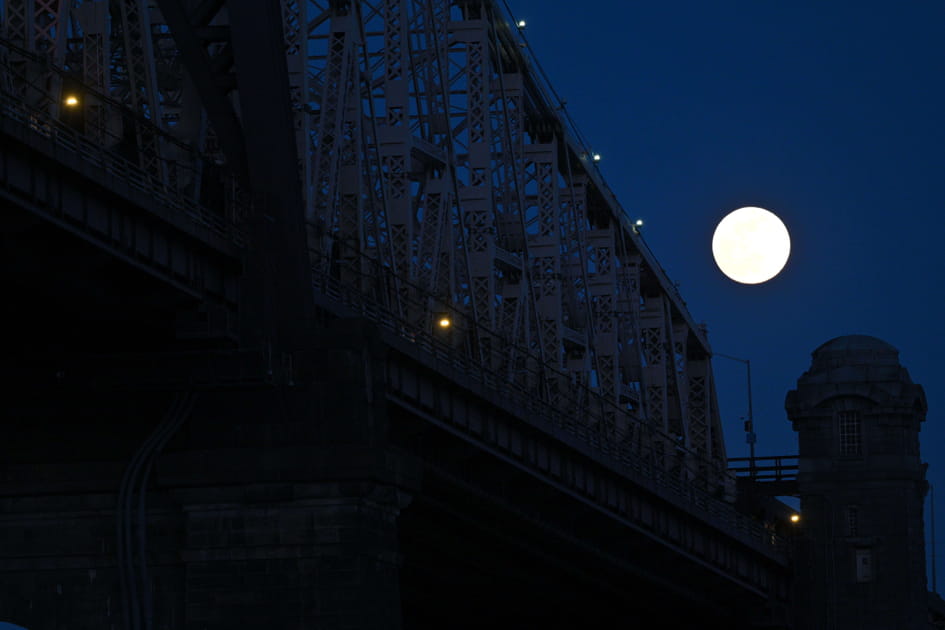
[[0, 89, 245, 247], [0, 37, 246, 247], [312, 256, 788, 557], [728, 455, 799, 482]]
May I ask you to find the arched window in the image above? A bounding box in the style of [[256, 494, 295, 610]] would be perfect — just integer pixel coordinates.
[[838, 410, 861, 455]]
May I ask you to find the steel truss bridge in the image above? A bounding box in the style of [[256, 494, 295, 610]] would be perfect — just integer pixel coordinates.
[[0, 0, 792, 628]]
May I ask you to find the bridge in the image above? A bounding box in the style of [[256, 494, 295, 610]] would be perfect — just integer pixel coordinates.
[[0, 1, 792, 628]]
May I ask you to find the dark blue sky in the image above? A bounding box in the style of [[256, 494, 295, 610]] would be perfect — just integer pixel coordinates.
[[507, 0, 945, 588]]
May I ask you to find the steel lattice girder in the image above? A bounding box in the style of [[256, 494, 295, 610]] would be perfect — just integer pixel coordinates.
[[299, 0, 728, 477]]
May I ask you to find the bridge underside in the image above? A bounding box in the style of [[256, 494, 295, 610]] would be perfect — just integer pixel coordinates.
[[0, 393, 764, 630], [0, 111, 243, 355], [1, 285, 782, 629], [3, 207, 200, 354], [397, 433, 765, 629]]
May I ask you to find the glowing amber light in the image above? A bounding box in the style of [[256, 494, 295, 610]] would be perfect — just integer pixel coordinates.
[[790, 514, 800, 523], [64, 95, 79, 107], [438, 317, 451, 329]]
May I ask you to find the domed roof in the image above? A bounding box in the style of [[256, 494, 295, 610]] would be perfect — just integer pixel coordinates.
[[814, 335, 897, 354], [810, 334, 900, 371], [787, 334, 925, 427]]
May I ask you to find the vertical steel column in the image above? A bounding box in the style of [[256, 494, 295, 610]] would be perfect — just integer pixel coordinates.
[[0, 0, 27, 93], [354, 2, 401, 311], [558, 175, 591, 397], [526, 140, 564, 407], [452, 16, 495, 365], [686, 358, 712, 487], [588, 227, 619, 436], [337, 79, 367, 290], [705, 364, 726, 465], [492, 71, 529, 384], [2, 0, 68, 112], [666, 318, 690, 478], [310, 10, 357, 275], [616, 251, 645, 413], [614, 252, 646, 455], [417, 178, 452, 295], [0, 0, 30, 50], [379, 0, 415, 313], [640, 292, 670, 467], [74, 1, 110, 145], [671, 322, 690, 434], [33, 0, 69, 118], [488, 15, 537, 387], [418, 0, 459, 324], [117, 0, 164, 179], [282, 0, 310, 204]]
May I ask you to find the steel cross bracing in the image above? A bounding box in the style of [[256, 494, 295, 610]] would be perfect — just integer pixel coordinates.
[[0, 0, 728, 491], [299, 0, 728, 488]]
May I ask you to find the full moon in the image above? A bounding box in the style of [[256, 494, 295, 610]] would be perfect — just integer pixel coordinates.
[[712, 206, 790, 284]]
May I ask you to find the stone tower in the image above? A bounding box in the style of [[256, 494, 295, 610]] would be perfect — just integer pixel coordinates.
[[785, 335, 928, 630], [785, 335, 928, 629]]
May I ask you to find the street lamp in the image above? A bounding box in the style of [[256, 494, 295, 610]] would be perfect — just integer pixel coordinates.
[[931, 481, 937, 593], [714, 353, 755, 477]]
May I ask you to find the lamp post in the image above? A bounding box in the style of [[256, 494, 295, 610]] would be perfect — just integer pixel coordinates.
[[931, 481, 938, 594], [714, 353, 755, 478]]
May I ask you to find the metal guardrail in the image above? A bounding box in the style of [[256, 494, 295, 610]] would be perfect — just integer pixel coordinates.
[[0, 90, 246, 247], [729, 456, 799, 482], [312, 265, 788, 557]]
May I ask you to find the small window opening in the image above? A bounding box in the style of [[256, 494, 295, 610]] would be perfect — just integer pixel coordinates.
[[838, 410, 862, 456], [855, 548, 873, 582], [846, 505, 858, 537]]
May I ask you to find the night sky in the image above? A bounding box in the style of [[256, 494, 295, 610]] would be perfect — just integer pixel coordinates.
[[506, 0, 945, 589]]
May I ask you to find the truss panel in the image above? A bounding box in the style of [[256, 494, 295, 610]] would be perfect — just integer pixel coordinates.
[[296, 0, 728, 483]]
